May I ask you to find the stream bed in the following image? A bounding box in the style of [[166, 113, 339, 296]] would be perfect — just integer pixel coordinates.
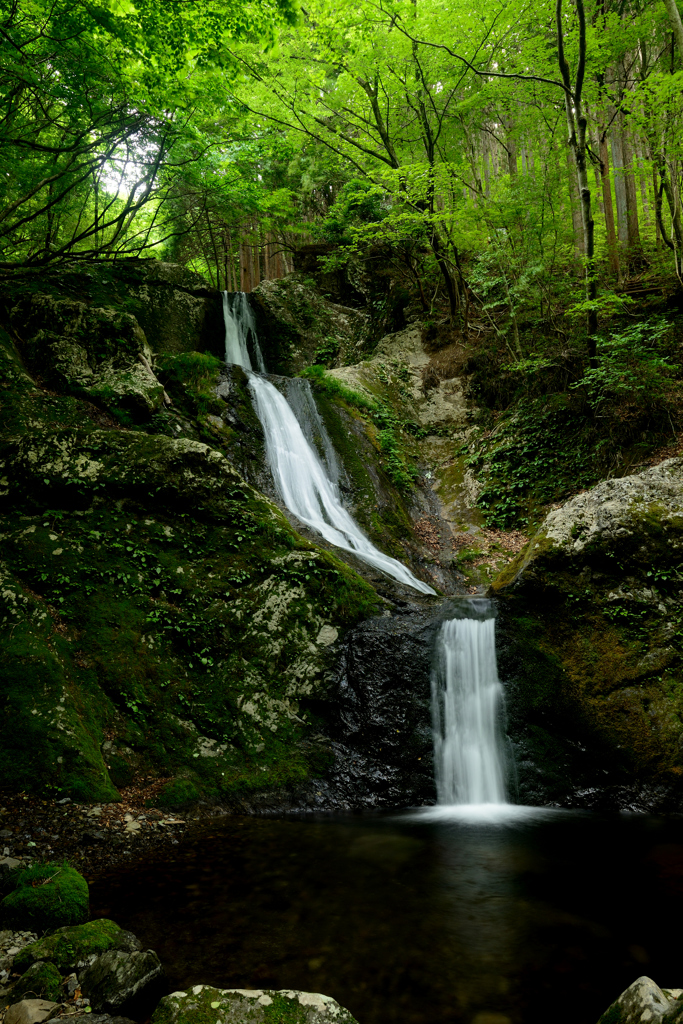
[[90, 809, 683, 1024]]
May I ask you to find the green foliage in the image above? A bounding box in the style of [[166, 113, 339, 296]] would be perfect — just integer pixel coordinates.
[[468, 395, 603, 528], [0, 862, 89, 931], [571, 319, 676, 409], [319, 180, 386, 244], [157, 352, 224, 417]]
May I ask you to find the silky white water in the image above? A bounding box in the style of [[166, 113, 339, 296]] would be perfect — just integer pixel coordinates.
[[431, 615, 508, 806], [222, 291, 265, 372], [222, 292, 435, 595]]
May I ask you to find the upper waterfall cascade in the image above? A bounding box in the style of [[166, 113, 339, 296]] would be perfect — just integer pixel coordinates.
[[431, 613, 508, 805], [222, 291, 436, 595]]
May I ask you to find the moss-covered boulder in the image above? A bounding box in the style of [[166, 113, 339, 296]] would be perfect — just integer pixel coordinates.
[[9, 293, 166, 421], [151, 985, 359, 1024], [493, 458, 683, 810], [11, 961, 62, 1002], [596, 976, 675, 1024], [0, 863, 88, 931], [14, 919, 137, 975]]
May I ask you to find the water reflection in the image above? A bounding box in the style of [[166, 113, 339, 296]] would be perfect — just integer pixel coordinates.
[[90, 811, 683, 1024]]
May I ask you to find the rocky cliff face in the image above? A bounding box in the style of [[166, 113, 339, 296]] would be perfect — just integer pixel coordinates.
[[0, 261, 460, 809], [493, 459, 683, 811]]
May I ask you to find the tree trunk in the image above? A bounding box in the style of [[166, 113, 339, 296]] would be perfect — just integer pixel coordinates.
[[621, 124, 642, 252], [599, 133, 621, 277], [610, 127, 629, 246], [662, 0, 683, 58], [567, 149, 585, 256]]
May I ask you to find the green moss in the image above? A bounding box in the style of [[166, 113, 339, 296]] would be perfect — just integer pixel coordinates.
[[11, 961, 63, 1002], [14, 919, 125, 974], [597, 1003, 625, 1024], [157, 778, 201, 808], [0, 862, 89, 931]]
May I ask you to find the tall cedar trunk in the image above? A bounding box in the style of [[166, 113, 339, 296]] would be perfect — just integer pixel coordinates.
[[621, 125, 642, 250], [610, 127, 629, 245], [599, 133, 621, 277]]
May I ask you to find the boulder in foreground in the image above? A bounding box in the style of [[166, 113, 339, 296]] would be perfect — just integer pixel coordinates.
[[151, 984, 359, 1024], [596, 975, 683, 1022]]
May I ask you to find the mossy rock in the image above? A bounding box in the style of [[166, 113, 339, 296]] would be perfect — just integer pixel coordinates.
[[11, 961, 62, 1002], [157, 779, 201, 809], [0, 862, 89, 931], [151, 984, 359, 1024], [14, 918, 127, 974]]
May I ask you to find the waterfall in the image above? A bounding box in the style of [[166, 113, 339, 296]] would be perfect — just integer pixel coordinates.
[[222, 291, 265, 372], [431, 612, 508, 805], [221, 292, 435, 596]]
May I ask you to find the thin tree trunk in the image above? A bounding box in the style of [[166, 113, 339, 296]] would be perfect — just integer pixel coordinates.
[[567, 149, 585, 255]]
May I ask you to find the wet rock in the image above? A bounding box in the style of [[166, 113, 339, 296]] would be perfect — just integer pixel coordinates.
[[597, 976, 673, 1023], [151, 984, 359, 1024], [325, 607, 439, 807], [79, 949, 164, 1013], [5, 999, 59, 1024]]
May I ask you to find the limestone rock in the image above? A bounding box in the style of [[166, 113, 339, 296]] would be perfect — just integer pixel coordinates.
[[493, 457, 683, 811], [526, 458, 683, 560], [151, 984, 359, 1024], [597, 976, 673, 1023], [80, 949, 164, 1012], [5, 999, 59, 1024]]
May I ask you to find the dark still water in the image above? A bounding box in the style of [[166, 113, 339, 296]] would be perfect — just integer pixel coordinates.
[[90, 809, 683, 1024]]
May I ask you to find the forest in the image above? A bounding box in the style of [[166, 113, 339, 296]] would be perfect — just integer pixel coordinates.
[[5, 4, 683, 1021], [4, 0, 683, 528]]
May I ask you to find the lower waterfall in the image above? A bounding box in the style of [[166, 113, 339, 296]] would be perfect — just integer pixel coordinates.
[[222, 292, 435, 596], [431, 612, 508, 806]]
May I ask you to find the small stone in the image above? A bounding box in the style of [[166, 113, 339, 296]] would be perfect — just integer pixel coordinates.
[[64, 973, 79, 998], [5, 999, 59, 1024]]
